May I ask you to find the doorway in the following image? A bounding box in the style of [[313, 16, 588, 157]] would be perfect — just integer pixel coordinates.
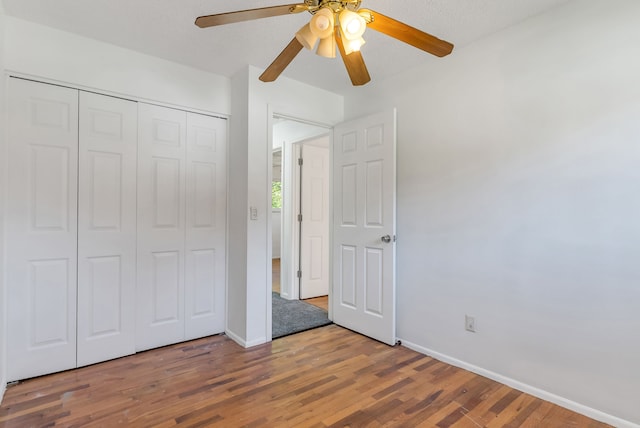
[[271, 116, 329, 300], [270, 115, 331, 337]]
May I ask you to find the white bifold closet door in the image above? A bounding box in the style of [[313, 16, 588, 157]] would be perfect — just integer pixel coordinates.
[[136, 103, 187, 350], [76, 92, 138, 367], [6, 79, 79, 381], [184, 112, 227, 340], [6, 79, 227, 380], [136, 103, 226, 351]]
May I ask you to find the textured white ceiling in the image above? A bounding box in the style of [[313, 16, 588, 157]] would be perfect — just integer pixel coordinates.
[[1, 0, 570, 94]]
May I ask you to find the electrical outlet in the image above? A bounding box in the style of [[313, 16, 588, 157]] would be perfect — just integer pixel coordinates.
[[465, 315, 476, 333], [250, 206, 258, 220]]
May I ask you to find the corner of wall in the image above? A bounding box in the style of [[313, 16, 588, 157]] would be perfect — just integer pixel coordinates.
[[0, 4, 8, 403], [225, 68, 250, 344]]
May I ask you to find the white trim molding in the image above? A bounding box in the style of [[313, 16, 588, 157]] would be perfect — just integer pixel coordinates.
[[225, 329, 267, 349], [399, 339, 639, 428]]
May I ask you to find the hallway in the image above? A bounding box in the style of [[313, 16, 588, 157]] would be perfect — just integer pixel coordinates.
[[272, 258, 328, 311]]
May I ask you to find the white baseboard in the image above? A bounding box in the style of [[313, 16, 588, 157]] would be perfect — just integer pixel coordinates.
[[245, 338, 267, 348], [400, 338, 638, 428], [225, 329, 267, 349], [280, 292, 291, 300], [0, 380, 5, 404], [224, 328, 247, 347]]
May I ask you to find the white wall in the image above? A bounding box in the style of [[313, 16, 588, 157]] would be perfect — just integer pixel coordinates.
[[3, 17, 230, 115], [227, 66, 342, 345], [272, 210, 281, 259], [0, 1, 8, 402], [345, 0, 640, 426], [226, 68, 250, 345]]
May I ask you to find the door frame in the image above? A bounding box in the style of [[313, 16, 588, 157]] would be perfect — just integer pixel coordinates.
[[267, 107, 332, 340]]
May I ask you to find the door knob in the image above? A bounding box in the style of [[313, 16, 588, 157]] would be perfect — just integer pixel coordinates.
[[381, 235, 392, 243]]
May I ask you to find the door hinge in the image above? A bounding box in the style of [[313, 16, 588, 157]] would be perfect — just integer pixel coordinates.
[[297, 270, 302, 279], [298, 158, 303, 166], [298, 213, 303, 222]]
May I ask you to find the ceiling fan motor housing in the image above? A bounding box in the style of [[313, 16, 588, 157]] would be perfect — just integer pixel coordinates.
[[304, 0, 362, 14]]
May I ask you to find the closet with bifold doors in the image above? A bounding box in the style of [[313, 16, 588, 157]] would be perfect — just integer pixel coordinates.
[[5, 77, 227, 382]]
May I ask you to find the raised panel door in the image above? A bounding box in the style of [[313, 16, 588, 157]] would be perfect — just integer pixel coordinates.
[[137, 103, 187, 351], [185, 112, 227, 339], [300, 142, 330, 299], [77, 91, 138, 366], [332, 109, 397, 346], [6, 78, 79, 381]]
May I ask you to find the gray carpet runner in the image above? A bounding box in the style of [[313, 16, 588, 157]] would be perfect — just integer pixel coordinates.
[[272, 292, 332, 338]]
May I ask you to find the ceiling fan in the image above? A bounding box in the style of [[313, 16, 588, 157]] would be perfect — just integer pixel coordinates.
[[195, 0, 454, 86]]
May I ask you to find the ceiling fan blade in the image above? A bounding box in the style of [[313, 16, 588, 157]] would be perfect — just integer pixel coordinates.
[[259, 38, 304, 83], [195, 4, 307, 28], [335, 30, 371, 86], [360, 9, 454, 57]]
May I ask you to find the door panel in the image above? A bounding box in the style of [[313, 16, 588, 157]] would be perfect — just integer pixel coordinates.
[[85, 256, 122, 335], [77, 91, 137, 366], [137, 103, 187, 351], [29, 259, 71, 345], [300, 143, 330, 299], [340, 245, 357, 307], [153, 157, 182, 227], [151, 251, 181, 322], [185, 113, 226, 339], [340, 164, 358, 225], [364, 248, 383, 314], [366, 160, 384, 225], [332, 110, 397, 346], [6, 78, 79, 381], [30, 145, 71, 230], [88, 152, 122, 229]]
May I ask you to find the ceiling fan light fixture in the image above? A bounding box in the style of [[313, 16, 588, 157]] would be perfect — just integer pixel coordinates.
[[343, 36, 365, 55], [316, 35, 336, 58], [295, 23, 319, 50], [339, 9, 366, 40], [194, 2, 454, 86], [310, 7, 335, 39]]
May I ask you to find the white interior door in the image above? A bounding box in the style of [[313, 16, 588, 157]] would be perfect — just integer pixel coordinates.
[[77, 92, 138, 366], [332, 109, 397, 346], [6, 78, 79, 381], [185, 112, 227, 339], [136, 103, 187, 351], [299, 141, 330, 299]]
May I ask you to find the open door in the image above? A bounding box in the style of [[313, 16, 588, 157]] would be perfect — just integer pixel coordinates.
[[332, 109, 397, 346], [299, 141, 330, 299]]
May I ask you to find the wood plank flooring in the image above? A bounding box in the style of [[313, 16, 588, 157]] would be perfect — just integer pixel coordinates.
[[303, 296, 329, 311], [0, 325, 610, 427], [273, 258, 281, 294]]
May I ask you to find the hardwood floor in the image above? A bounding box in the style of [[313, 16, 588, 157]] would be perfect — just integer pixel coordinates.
[[304, 296, 329, 311], [0, 325, 610, 427], [273, 258, 281, 294]]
